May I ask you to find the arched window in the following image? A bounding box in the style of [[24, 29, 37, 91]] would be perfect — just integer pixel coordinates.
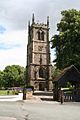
[[37, 31, 40, 40], [39, 67, 44, 78], [41, 31, 44, 40]]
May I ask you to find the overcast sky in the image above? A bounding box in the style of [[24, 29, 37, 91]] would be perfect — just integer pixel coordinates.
[[0, 0, 80, 70]]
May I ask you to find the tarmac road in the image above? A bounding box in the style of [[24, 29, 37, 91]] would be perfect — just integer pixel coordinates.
[[0, 101, 25, 120], [0, 101, 80, 120]]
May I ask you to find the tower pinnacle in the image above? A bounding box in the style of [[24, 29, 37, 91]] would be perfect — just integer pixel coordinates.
[[32, 13, 35, 24], [47, 16, 49, 27]]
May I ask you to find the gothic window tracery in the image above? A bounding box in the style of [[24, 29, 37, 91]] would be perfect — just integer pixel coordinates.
[[37, 31, 40, 40], [41, 31, 44, 40], [37, 30, 44, 41], [39, 67, 44, 78], [39, 67, 45, 78]]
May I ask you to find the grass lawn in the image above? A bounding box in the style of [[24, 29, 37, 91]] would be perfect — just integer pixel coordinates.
[[0, 90, 17, 95]]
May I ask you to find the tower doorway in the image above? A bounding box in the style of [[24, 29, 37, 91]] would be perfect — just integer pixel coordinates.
[[39, 82, 45, 91]]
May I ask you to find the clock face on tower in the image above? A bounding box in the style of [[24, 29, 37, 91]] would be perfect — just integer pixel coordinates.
[[38, 46, 43, 51]]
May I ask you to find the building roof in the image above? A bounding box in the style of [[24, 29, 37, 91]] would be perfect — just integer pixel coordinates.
[[53, 65, 80, 87]]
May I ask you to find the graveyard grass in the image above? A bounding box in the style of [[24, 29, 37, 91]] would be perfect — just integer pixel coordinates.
[[0, 90, 18, 95]]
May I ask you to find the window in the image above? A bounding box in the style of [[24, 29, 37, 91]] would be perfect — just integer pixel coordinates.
[[37, 30, 44, 41], [40, 55, 42, 64], [37, 31, 40, 40], [41, 31, 44, 40], [39, 68, 44, 78]]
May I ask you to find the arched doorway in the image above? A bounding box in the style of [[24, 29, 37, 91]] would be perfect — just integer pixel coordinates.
[[39, 82, 46, 91]]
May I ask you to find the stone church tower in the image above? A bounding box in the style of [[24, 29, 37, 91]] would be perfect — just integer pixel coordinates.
[[27, 14, 52, 91]]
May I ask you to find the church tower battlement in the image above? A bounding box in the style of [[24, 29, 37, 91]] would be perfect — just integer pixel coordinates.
[[27, 14, 52, 91]]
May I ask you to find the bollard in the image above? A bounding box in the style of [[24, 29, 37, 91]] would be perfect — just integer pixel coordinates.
[[23, 87, 26, 100]]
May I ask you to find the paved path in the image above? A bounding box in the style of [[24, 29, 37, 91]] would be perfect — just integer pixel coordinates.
[[0, 93, 23, 101], [0, 92, 80, 120], [26, 102, 80, 120], [0, 116, 16, 120], [0, 101, 80, 120]]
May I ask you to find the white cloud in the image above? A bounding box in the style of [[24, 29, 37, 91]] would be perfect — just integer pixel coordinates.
[[0, 30, 27, 44], [0, 30, 27, 70], [0, 46, 26, 70], [0, 0, 80, 70]]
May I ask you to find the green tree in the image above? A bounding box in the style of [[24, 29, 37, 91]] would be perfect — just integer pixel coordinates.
[[51, 9, 80, 70], [3, 65, 25, 88], [14, 65, 25, 86], [3, 65, 19, 88], [52, 67, 61, 79], [0, 71, 4, 88]]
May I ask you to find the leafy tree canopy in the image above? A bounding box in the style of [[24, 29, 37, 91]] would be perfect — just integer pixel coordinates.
[[51, 67, 61, 80], [0, 71, 4, 88], [1, 65, 25, 88], [51, 9, 80, 70]]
